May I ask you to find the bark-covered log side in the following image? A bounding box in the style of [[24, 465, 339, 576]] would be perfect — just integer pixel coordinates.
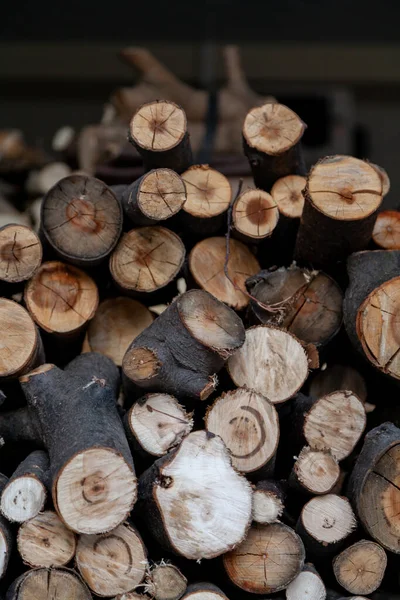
[[0, 224, 42, 284], [64, 351, 121, 397], [123, 290, 245, 400]]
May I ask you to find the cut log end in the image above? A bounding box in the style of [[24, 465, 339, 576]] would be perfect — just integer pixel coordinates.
[[54, 447, 137, 534], [181, 586, 227, 600], [232, 189, 279, 240], [270, 174, 306, 218], [189, 237, 260, 310], [243, 102, 305, 155], [356, 276, 400, 379], [372, 210, 400, 249], [84, 297, 153, 366], [306, 155, 382, 221], [228, 325, 309, 404], [181, 165, 231, 218], [8, 568, 92, 600], [304, 390, 366, 460], [205, 387, 279, 474], [128, 393, 193, 456], [135, 168, 187, 220], [286, 566, 326, 600], [41, 174, 122, 264], [146, 563, 187, 600], [1, 476, 46, 523], [223, 522, 305, 594], [76, 522, 147, 597], [110, 227, 185, 294], [25, 261, 99, 335], [17, 511, 77, 568], [333, 540, 387, 596], [293, 446, 340, 495], [252, 488, 283, 524], [0, 299, 38, 378], [301, 494, 356, 545], [0, 224, 42, 283], [130, 100, 187, 152]]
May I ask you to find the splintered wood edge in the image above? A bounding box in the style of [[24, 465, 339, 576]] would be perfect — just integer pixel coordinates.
[[1, 475, 46, 523], [0, 299, 39, 378], [137, 169, 187, 220], [181, 164, 232, 218], [0, 224, 42, 283], [233, 189, 279, 239], [243, 103, 306, 155], [146, 563, 188, 600], [301, 494, 356, 544], [294, 447, 340, 494], [372, 210, 400, 249], [270, 174, 306, 218], [333, 540, 387, 595], [307, 155, 382, 221], [252, 488, 284, 524], [130, 100, 187, 152]]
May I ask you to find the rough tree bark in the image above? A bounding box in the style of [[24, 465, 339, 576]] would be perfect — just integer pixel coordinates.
[[123, 290, 245, 400], [6, 568, 92, 600], [0, 224, 42, 284], [333, 540, 387, 596], [294, 156, 383, 267], [232, 188, 279, 243], [372, 210, 400, 249], [128, 100, 193, 173], [138, 430, 252, 559], [243, 103, 306, 190]]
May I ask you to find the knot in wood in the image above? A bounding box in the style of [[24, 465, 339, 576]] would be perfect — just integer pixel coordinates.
[[159, 475, 173, 489]]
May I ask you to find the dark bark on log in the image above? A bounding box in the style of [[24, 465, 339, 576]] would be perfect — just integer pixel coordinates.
[[0, 408, 41, 446]]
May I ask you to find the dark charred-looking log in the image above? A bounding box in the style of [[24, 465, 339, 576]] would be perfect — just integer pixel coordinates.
[[0, 450, 49, 523], [138, 430, 252, 559], [121, 169, 186, 226], [286, 564, 326, 600], [232, 188, 279, 243], [123, 290, 245, 401], [0, 224, 42, 284], [333, 539, 387, 596], [347, 422, 400, 553], [223, 522, 305, 594], [205, 387, 279, 478], [309, 364, 367, 404], [246, 266, 343, 346], [0, 474, 13, 579], [227, 325, 309, 405], [294, 156, 383, 267], [75, 521, 147, 597], [252, 480, 285, 524], [128, 100, 193, 173], [146, 563, 187, 600], [189, 236, 260, 310], [372, 210, 400, 249], [243, 103, 306, 190], [289, 446, 340, 495], [6, 568, 92, 600], [41, 174, 123, 267], [17, 510, 77, 568], [343, 250, 400, 380]]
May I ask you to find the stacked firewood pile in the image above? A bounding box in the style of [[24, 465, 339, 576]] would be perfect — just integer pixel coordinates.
[[0, 96, 399, 600]]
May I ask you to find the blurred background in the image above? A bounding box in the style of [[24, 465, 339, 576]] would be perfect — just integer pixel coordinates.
[[0, 0, 399, 211]]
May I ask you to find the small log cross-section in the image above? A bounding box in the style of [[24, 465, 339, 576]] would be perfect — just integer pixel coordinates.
[[181, 584, 228, 600], [181, 165, 232, 234], [0, 474, 13, 579], [25, 261, 99, 337], [205, 388, 279, 477], [246, 266, 343, 346], [125, 393, 193, 457], [333, 540, 387, 596], [123, 290, 245, 400], [41, 174, 123, 267], [76, 522, 147, 597], [121, 169, 187, 226], [189, 237, 260, 310], [290, 446, 340, 495], [227, 325, 309, 404], [372, 210, 400, 249], [138, 430, 252, 559], [286, 564, 326, 600], [297, 494, 356, 556], [17, 510, 77, 568], [83, 297, 153, 366], [223, 522, 305, 594], [243, 103, 306, 190], [0, 224, 42, 283], [303, 391, 366, 461], [110, 226, 185, 298], [146, 563, 187, 600], [0, 299, 43, 380], [270, 175, 306, 219], [294, 156, 383, 267], [1, 450, 49, 523], [232, 188, 279, 242], [129, 100, 193, 173], [252, 480, 285, 524], [7, 568, 92, 600]]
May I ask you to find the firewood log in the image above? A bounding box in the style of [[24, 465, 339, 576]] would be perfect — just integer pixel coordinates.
[[75, 521, 147, 597], [0, 225, 42, 284], [309, 364, 367, 404], [333, 540, 387, 596], [372, 210, 400, 249], [232, 188, 279, 243], [0, 474, 13, 579], [294, 156, 383, 267], [123, 290, 245, 400], [251, 480, 285, 524], [17, 510, 76, 568], [145, 563, 187, 600], [205, 387, 279, 478], [271, 174, 306, 220], [6, 568, 92, 600], [0, 450, 49, 523], [181, 584, 228, 600], [121, 169, 187, 226], [286, 564, 326, 600], [223, 522, 305, 594], [41, 174, 123, 267], [138, 430, 252, 559], [289, 446, 340, 495]]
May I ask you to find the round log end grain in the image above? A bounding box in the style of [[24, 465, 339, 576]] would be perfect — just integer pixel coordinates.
[[270, 174, 306, 218], [181, 165, 231, 218], [286, 566, 326, 600], [372, 210, 400, 249], [252, 487, 284, 524], [135, 168, 186, 220], [232, 189, 279, 240], [130, 100, 187, 152], [1, 477, 46, 523], [300, 495, 356, 546], [243, 103, 306, 155], [0, 299, 39, 379], [333, 540, 387, 596], [0, 224, 42, 283], [8, 568, 92, 600], [146, 563, 187, 600], [294, 446, 340, 495]]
